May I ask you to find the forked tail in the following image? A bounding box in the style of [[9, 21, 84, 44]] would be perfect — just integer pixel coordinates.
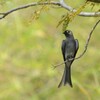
[[58, 66, 73, 88]]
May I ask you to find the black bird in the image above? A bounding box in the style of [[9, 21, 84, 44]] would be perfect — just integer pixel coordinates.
[[58, 30, 79, 88]]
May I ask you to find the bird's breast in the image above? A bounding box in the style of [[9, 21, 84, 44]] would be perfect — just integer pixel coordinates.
[[65, 40, 76, 59]]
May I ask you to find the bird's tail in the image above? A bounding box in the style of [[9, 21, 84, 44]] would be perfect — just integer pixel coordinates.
[[58, 65, 73, 88]]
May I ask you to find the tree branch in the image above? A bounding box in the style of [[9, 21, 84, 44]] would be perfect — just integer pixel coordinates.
[[53, 19, 100, 68], [0, 1, 100, 20], [0, 2, 60, 19]]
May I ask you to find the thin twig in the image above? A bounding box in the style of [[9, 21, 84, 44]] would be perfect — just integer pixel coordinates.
[[53, 19, 100, 68], [0, 2, 60, 19], [0, 1, 100, 20]]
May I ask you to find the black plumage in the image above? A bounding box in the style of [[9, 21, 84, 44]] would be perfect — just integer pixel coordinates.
[[58, 30, 79, 88]]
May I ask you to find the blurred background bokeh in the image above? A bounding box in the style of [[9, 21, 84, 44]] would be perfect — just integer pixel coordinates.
[[0, 0, 100, 100]]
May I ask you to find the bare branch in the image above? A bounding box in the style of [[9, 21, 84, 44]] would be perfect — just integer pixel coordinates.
[[53, 19, 100, 68], [59, 0, 100, 17], [0, 2, 60, 19], [87, 0, 100, 3], [0, 1, 100, 20]]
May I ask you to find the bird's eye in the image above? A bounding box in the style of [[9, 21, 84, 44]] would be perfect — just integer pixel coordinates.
[[67, 31, 69, 33], [67, 31, 70, 34]]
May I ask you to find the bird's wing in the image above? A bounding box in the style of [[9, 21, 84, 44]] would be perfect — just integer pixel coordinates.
[[61, 40, 66, 61], [74, 39, 79, 57], [75, 39, 79, 52]]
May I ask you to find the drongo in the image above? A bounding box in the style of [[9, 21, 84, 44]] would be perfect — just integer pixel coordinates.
[[58, 30, 79, 88]]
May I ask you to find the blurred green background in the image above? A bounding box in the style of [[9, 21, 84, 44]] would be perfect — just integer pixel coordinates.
[[0, 0, 100, 100]]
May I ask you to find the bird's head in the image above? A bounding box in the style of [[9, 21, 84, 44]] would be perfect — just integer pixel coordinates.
[[63, 30, 74, 38]]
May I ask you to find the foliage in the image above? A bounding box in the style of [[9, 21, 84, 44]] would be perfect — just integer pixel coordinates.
[[57, 1, 87, 32]]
